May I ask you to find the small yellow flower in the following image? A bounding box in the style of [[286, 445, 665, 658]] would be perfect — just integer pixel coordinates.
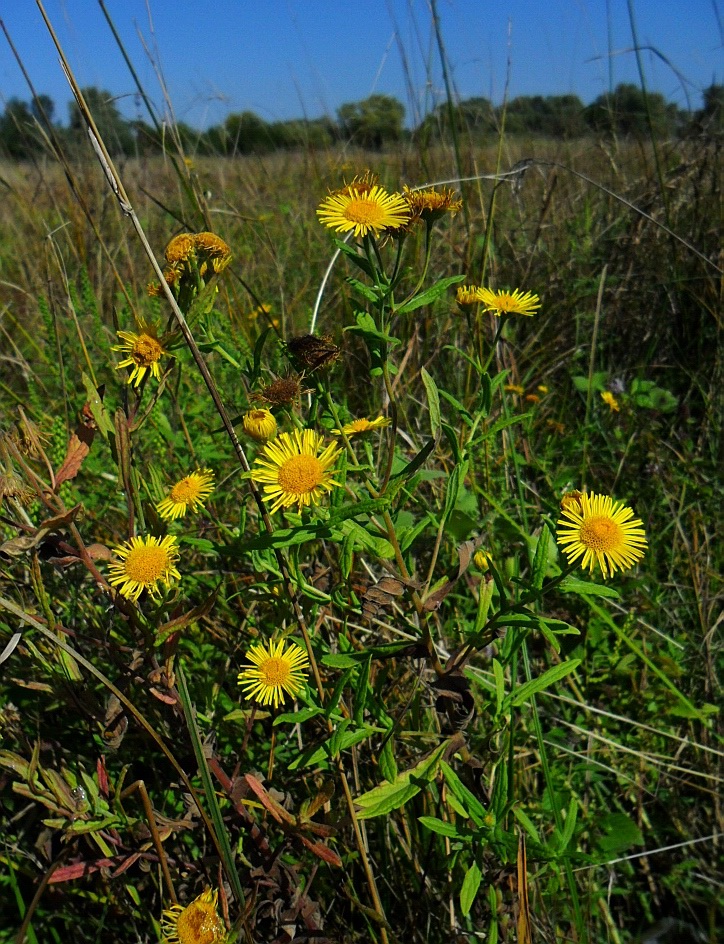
[[252, 429, 342, 513], [473, 549, 491, 571], [601, 391, 620, 412], [560, 490, 583, 514], [403, 185, 463, 223], [504, 384, 525, 395], [242, 409, 277, 442], [238, 637, 309, 709], [114, 322, 170, 387], [477, 287, 541, 317], [317, 185, 411, 238], [537, 385, 549, 394], [147, 265, 182, 298], [165, 233, 196, 265], [157, 470, 215, 521], [107, 534, 181, 602], [456, 284, 481, 306], [193, 232, 232, 276], [557, 492, 647, 579], [332, 415, 391, 437], [161, 887, 226, 944]]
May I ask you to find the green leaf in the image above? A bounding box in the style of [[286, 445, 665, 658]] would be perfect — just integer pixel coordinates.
[[440, 760, 487, 827], [506, 659, 580, 709], [379, 737, 398, 782], [289, 725, 376, 770], [531, 529, 550, 590], [513, 807, 541, 843], [345, 277, 379, 304], [557, 796, 578, 853], [420, 367, 441, 438], [273, 707, 323, 725], [493, 659, 505, 715], [333, 238, 375, 278], [81, 373, 114, 438], [558, 576, 620, 599], [418, 816, 462, 838], [395, 274, 466, 314], [442, 461, 468, 523], [596, 812, 644, 855], [460, 861, 482, 916], [355, 741, 448, 819]]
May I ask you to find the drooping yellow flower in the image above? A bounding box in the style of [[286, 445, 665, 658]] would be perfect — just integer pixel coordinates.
[[107, 534, 181, 602], [456, 284, 482, 306], [242, 408, 277, 442], [332, 415, 391, 437], [477, 287, 541, 317], [252, 429, 342, 513], [164, 233, 196, 266], [156, 470, 215, 521], [557, 492, 647, 579], [317, 185, 411, 238], [161, 887, 226, 944], [473, 548, 492, 571], [403, 185, 463, 223], [193, 232, 232, 275], [238, 637, 309, 709], [114, 322, 169, 387], [601, 391, 620, 412]]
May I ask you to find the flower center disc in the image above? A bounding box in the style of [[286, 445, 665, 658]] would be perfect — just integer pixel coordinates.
[[170, 478, 198, 503], [277, 455, 323, 495], [123, 546, 169, 583], [261, 656, 291, 687], [132, 335, 162, 366], [579, 516, 621, 551], [176, 901, 223, 944], [345, 197, 383, 227]]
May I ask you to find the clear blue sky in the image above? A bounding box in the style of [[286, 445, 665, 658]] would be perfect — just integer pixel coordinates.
[[1, 1, 721, 128]]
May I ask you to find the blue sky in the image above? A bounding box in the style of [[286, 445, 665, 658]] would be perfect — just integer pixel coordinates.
[[1, 1, 721, 128]]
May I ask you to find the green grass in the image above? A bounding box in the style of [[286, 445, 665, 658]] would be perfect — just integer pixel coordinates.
[[0, 109, 720, 944]]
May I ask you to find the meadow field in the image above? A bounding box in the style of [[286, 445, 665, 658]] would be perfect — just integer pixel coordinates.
[[0, 94, 721, 944]]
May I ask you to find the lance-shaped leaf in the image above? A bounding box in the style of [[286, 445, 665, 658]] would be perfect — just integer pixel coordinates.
[[354, 741, 448, 819]]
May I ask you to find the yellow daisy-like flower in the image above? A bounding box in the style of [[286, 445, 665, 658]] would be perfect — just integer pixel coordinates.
[[193, 232, 232, 274], [161, 887, 226, 944], [557, 492, 647, 579], [107, 534, 181, 602], [165, 233, 196, 265], [238, 637, 310, 709], [156, 470, 215, 521], [252, 429, 342, 513], [317, 185, 411, 238], [242, 408, 277, 442], [456, 284, 482, 306], [477, 287, 541, 317], [601, 391, 620, 412], [403, 185, 463, 223], [332, 415, 391, 437], [114, 322, 169, 387]]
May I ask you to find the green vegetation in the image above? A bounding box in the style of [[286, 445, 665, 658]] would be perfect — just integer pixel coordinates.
[[0, 25, 721, 944]]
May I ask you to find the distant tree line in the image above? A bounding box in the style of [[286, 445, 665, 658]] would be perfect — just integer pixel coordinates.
[[1, 84, 721, 160]]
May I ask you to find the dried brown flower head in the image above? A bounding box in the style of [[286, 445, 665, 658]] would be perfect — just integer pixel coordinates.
[[251, 375, 303, 408], [0, 471, 32, 506], [285, 334, 341, 373]]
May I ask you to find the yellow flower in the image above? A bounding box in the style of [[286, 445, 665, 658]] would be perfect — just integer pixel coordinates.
[[252, 429, 342, 513], [147, 265, 182, 298], [157, 470, 215, 521], [107, 534, 181, 602], [114, 322, 169, 387], [403, 185, 463, 223], [193, 232, 232, 275], [165, 233, 196, 265], [473, 548, 491, 571], [537, 385, 549, 394], [557, 492, 647, 579], [161, 887, 226, 944], [560, 490, 583, 514], [477, 287, 541, 317], [601, 391, 620, 412], [504, 384, 525, 395], [238, 637, 309, 709], [317, 185, 411, 238], [242, 409, 277, 442], [456, 284, 481, 306], [332, 415, 391, 437]]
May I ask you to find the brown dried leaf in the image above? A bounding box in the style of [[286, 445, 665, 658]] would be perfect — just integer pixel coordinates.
[[423, 535, 486, 611], [361, 575, 406, 622], [0, 505, 82, 558], [54, 424, 95, 489]]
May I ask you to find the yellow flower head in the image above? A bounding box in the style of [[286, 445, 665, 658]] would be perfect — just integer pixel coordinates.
[[165, 233, 196, 266], [252, 429, 342, 514], [337, 170, 379, 198], [601, 391, 620, 412], [477, 287, 541, 317], [157, 470, 215, 521], [456, 284, 482, 306], [147, 265, 183, 297], [473, 548, 492, 572], [114, 322, 170, 387], [107, 534, 181, 602], [560, 490, 583, 514], [504, 384, 525, 395], [317, 185, 411, 238], [403, 185, 463, 224], [193, 232, 232, 275], [242, 408, 277, 442], [332, 415, 391, 437], [557, 492, 647, 579], [161, 887, 226, 944], [238, 637, 309, 709]]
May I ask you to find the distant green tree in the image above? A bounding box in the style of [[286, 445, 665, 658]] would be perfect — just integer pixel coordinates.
[[415, 97, 496, 144], [30, 94, 55, 126], [221, 111, 273, 155], [0, 98, 36, 159], [691, 83, 724, 137], [337, 95, 405, 149], [585, 83, 681, 137], [68, 87, 134, 155]]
